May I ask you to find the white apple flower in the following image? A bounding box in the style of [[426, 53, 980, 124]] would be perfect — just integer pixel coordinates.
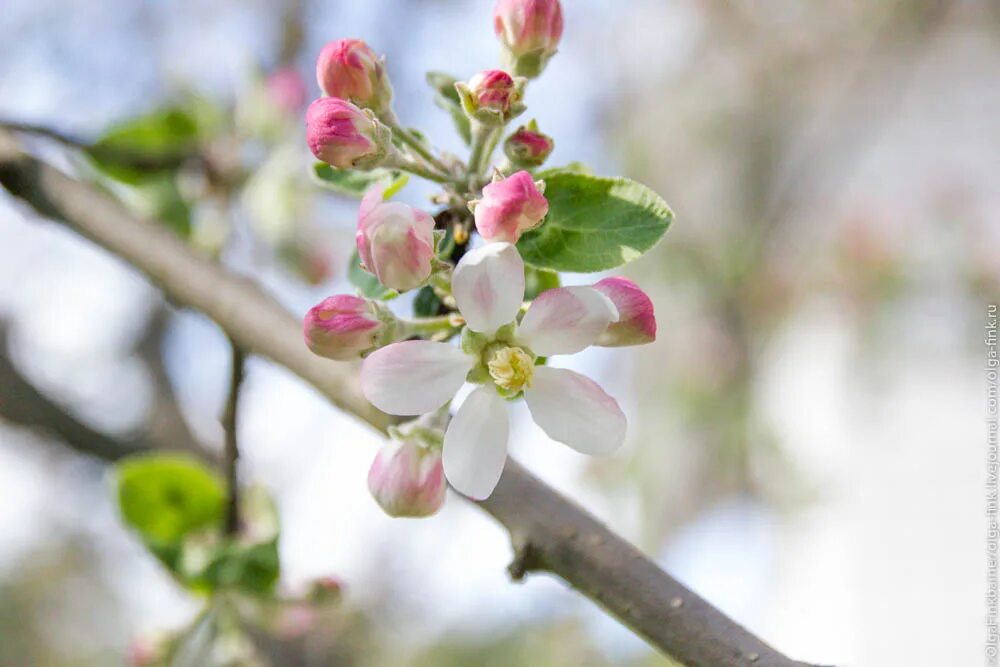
[[359, 242, 629, 500]]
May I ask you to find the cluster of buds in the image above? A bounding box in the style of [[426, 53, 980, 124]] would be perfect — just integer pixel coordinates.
[[494, 0, 564, 78], [504, 119, 554, 168], [305, 97, 393, 170], [301, 0, 664, 511], [307, 38, 399, 172], [456, 69, 526, 127]]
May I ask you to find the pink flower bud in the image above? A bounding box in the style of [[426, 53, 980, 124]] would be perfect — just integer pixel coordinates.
[[266, 67, 307, 114], [504, 121, 554, 168], [456, 70, 526, 126], [303, 295, 390, 360], [493, 0, 564, 78], [356, 187, 436, 292], [367, 439, 446, 518], [316, 39, 393, 114], [305, 97, 391, 170], [593, 277, 656, 347], [473, 170, 548, 243]]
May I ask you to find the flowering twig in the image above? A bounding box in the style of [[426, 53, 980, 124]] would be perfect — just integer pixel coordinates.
[[0, 127, 817, 667]]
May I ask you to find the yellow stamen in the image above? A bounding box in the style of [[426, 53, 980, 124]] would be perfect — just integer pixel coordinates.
[[487, 346, 534, 393]]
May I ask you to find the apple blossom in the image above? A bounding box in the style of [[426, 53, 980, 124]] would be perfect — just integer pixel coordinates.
[[456, 69, 526, 126], [305, 97, 392, 170], [367, 437, 447, 517], [504, 120, 554, 168], [593, 277, 657, 347], [472, 170, 548, 244], [303, 294, 394, 361], [355, 185, 436, 292], [360, 242, 631, 500], [493, 0, 564, 78], [316, 38, 393, 114]]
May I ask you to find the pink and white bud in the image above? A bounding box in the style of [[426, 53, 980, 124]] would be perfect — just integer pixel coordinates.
[[473, 170, 548, 243], [266, 67, 307, 114], [593, 277, 656, 347], [305, 97, 392, 170], [367, 438, 446, 518], [493, 0, 564, 78], [316, 39, 393, 114], [356, 186, 436, 292], [303, 295, 391, 360], [456, 69, 526, 126], [504, 120, 554, 168]]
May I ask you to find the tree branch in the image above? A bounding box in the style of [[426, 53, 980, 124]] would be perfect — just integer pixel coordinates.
[[0, 321, 213, 463], [0, 128, 817, 667]]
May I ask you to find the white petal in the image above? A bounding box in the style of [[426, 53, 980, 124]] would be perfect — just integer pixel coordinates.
[[517, 286, 619, 356], [360, 341, 472, 415], [442, 385, 510, 500], [452, 242, 525, 334], [524, 366, 626, 455]]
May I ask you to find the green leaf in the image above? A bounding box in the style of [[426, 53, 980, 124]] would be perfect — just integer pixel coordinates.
[[537, 162, 593, 177], [87, 107, 201, 184], [523, 266, 561, 300], [312, 163, 407, 198], [426, 72, 471, 145], [116, 454, 225, 547], [199, 540, 280, 595], [348, 248, 397, 299], [516, 172, 673, 272], [413, 285, 444, 317]]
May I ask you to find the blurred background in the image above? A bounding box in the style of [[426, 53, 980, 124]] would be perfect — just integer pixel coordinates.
[[1, 0, 997, 665]]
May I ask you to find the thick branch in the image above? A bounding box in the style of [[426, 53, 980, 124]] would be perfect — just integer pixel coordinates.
[[0, 128, 815, 667]]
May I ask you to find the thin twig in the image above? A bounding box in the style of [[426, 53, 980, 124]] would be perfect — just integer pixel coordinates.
[[221, 337, 246, 535]]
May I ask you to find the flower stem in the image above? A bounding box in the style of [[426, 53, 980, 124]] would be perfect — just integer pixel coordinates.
[[384, 151, 450, 184], [399, 314, 463, 338], [381, 111, 454, 178], [468, 121, 502, 183]]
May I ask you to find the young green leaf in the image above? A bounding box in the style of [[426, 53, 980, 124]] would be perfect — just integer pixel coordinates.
[[312, 163, 407, 198], [115, 454, 225, 546], [516, 172, 673, 272], [87, 107, 201, 184]]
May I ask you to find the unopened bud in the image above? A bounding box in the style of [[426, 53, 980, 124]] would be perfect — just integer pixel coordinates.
[[303, 295, 394, 360], [367, 438, 446, 518], [504, 120, 554, 168], [472, 170, 548, 243], [493, 0, 564, 78], [356, 186, 436, 291], [593, 277, 656, 347], [456, 69, 526, 126], [316, 39, 393, 114], [305, 97, 392, 170]]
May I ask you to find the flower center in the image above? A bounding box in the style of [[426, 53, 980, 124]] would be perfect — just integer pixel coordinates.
[[487, 346, 534, 393]]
